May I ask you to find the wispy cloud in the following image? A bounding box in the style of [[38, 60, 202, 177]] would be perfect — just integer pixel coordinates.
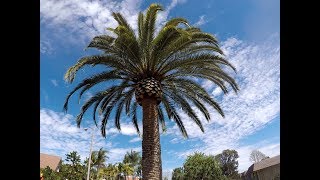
[[40, 108, 140, 163], [84, 92, 93, 101], [166, 34, 280, 171], [41, 89, 49, 103], [40, 40, 53, 54], [109, 123, 139, 136], [163, 169, 173, 180], [41, 0, 186, 46], [51, 79, 58, 87], [108, 147, 141, 163], [194, 15, 208, 26], [129, 137, 141, 143]]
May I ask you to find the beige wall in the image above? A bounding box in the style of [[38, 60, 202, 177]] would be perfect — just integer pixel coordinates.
[[254, 164, 280, 180]]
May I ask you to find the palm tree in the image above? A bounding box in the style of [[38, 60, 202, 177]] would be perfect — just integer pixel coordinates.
[[92, 148, 109, 171], [63, 3, 238, 179], [123, 150, 141, 177], [98, 163, 119, 180], [118, 163, 134, 179]]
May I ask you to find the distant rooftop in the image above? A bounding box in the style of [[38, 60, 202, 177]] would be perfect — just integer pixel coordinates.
[[40, 153, 62, 171], [253, 155, 280, 171]]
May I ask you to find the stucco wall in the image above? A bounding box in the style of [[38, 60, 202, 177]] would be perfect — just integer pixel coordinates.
[[255, 164, 280, 180]]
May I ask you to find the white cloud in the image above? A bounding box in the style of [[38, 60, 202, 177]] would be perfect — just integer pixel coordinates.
[[163, 169, 173, 180], [109, 123, 139, 136], [156, 0, 187, 24], [41, 0, 185, 45], [40, 108, 140, 163], [194, 15, 208, 26], [108, 147, 141, 163], [170, 138, 180, 144], [166, 34, 279, 171], [201, 80, 214, 90], [51, 79, 58, 87], [129, 137, 141, 143], [84, 92, 93, 101], [40, 0, 141, 45], [41, 89, 49, 102], [212, 87, 222, 96], [40, 40, 53, 54]]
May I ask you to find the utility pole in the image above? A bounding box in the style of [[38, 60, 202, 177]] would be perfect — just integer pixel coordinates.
[[85, 128, 94, 180]]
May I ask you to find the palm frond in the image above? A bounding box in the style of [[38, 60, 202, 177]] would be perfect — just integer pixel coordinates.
[[158, 105, 166, 132], [64, 55, 136, 83], [162, 96, 188, 138], [112, 12, 136, 38], [75, 90, 110, 127], [131, 102, 140, 135], [101, 92, 123, 137], [164, 17, 189, 27], [64, 3, 238, 139], [63, 70, 124, 112], [114, 88, 135, 130], [164, 90, 204, 133]]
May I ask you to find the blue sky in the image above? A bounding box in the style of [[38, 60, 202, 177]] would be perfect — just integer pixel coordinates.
[[40, 0, 279, 177]]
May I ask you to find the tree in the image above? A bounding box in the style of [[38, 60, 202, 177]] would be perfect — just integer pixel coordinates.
[[215, 149, 240, 178], [136, 158, 142, 177], [63, 3, 238, 179], [91, 148, 109, 172], [250, 150, 268, 163], [123, 150, 141, 177], [98, 163, 119, 180], [183, 152, 226, 179], [65, 151, 81, 166], [59, 163, 86, 180], [172, 167, 184, 180], [118, 162, 134, 179], [63, 151, 86, 180], [41, 166, 62, 180]]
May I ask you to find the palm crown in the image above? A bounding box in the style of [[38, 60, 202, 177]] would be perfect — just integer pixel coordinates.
[[63, 3, 238, 138]]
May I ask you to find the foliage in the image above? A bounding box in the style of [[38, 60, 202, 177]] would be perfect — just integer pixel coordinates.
[[183, 152, 226, 179], [63, 3, 238, 139], [59, 163, 86, 180], [91, 148, 109, 169], [65, 151, 81, 166], [172, 167, 184, 180], [123, 150, 142, 176], [249, 150, 268, 163], [61, 151, 86, 180], [41, 166, 62, 180], [118, 162, 134, 177], [215, 149, 240, 178], [63, 3, 238, 178], [98, 163, 119, 179]]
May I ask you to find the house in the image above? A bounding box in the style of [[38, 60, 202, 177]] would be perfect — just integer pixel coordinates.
[[242, 155, 280, 180], [40, 153, 62, 172]]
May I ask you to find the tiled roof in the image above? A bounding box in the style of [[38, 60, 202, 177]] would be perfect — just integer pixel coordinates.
[[253, 155, 280, 171], [40, 153, 62, 171]]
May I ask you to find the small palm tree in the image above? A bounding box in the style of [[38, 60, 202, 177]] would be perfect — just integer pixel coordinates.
[[123, 150, 141, 177], [64, 3, 238, 179], [92, 148, 109, 171], [118, 163, 134, 179]]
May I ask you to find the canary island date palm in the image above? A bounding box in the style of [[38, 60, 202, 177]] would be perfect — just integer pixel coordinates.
[[63, 3, 238, 180]]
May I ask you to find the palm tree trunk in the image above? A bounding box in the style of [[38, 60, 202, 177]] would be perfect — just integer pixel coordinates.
[[141, 97, 162, 180]]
